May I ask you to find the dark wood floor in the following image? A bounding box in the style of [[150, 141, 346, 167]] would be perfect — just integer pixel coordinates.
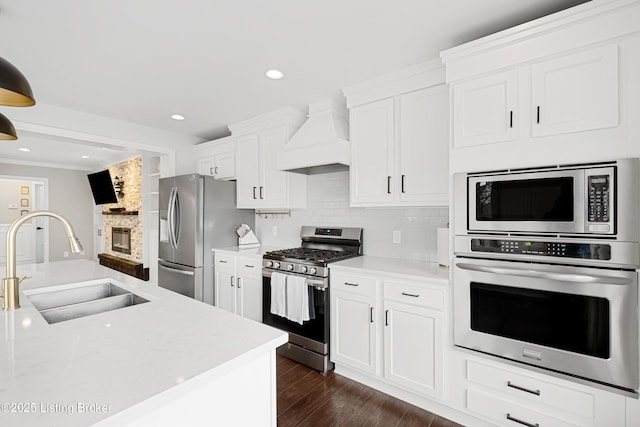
[[276, 355, 466, 427]]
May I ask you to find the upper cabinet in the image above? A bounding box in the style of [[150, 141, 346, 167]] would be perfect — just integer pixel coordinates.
[[343, 60, 449, 207], [229, 108, 307, 209], [193, 136, 237, 180], [441, 0, 640, 172]]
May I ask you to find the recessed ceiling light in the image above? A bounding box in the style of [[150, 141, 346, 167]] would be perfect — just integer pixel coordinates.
[[171, 114, 185, 121], [82, 155, 90, 159], [18, 147, 30, 152], [265, 69, 285, 80]]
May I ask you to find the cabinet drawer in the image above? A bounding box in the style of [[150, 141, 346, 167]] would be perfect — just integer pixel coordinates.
[[215, 252, 236, 269], [331, 271, 377, 297], [237, 256, 261, 277], [383, 281, 444, 310], [467, 387, 578, 427], [467, 360, 593, 418]]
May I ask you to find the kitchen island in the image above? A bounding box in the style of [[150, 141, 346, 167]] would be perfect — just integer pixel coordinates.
[[0, 259, 287, 427]]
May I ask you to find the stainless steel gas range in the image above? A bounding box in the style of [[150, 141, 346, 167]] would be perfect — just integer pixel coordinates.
[[262, 226, 363, 373]]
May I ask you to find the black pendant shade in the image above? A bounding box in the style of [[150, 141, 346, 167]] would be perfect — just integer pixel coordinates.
[[0, 56, 36, 107], [0, 112, 18, 140]]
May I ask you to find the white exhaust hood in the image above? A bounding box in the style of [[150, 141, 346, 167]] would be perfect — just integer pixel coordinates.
[[277, 98, 350, 175]]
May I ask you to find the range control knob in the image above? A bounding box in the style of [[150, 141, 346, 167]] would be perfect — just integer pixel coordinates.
[[310, 267, 317, 275], [300, 266, 308, 273], [273, 262, 281, 269], [287, 264, 294, 271], [266, 261, 273, 268]]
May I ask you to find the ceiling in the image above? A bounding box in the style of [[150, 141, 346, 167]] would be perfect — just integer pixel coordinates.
[[0, 0, 589, 170]]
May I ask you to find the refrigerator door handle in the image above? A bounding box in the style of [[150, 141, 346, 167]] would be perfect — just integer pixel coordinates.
[[159, 262, 195, 276], [167, 186, 177, 249], [173, 187, 181, 246]]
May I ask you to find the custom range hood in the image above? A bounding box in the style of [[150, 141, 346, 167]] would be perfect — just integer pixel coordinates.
[[277, 98, 350, 174]]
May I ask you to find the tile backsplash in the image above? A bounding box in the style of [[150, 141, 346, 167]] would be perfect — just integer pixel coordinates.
[[254, 171, 448, 262]]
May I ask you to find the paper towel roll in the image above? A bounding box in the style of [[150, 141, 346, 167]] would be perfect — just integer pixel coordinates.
[[437, 227, 449, 268]]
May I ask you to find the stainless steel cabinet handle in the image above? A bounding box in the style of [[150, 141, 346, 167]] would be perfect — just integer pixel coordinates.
[[455, 262, 632, 285], [387, 176, 391, 194], [509, 110, 513, 128], [209, 167, 214, 175], [159, 264, 194, 276], [215, 166, 218, 174], [536, 106, 540, 124], [401, 292, 420, 298], [401, 175, 405, 193], [237, 277, 242, 289], [230, 276, 235, 287], [259, 186, 264, 199], [507, 381, 540, 396], [385, 310, 389, 326], [344, 282, 359, 287], [506, 413, 539, 427], [253, 187, 257, 199], [219, 260, 228, 264], [245, 265, 254, 268], [370, 307, 374, 323]]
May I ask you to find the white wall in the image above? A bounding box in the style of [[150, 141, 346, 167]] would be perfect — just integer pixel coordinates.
[[0, 164, 94, 262], [255, 171, 448, 262]]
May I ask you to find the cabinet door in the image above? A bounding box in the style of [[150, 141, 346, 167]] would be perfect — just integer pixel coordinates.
[[452, 69, 518, 148], [350, 98, 395, 205], [214, 151, 236, 180], [259, 126, 289, 207], [235, 134, 261, 208], [383, 300, 442, 398], [197, 157, 216, 177], [399, 86, 449, 205], [237, 259, 262, 322], [331, 291, 378, 374], [531, 44, 618, 137], [215, 269, 236, 314]]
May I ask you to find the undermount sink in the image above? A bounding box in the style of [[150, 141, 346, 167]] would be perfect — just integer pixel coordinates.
[[25, 281, 149, 324]]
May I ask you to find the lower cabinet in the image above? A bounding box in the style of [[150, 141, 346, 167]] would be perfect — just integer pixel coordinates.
[[458, 356, 626, 427], [330, 267, 445, 400], [214, 251, 262, 322]]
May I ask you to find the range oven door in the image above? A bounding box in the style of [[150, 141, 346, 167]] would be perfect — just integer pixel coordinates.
[[453, 257, 638, 392], [262, 270, 331, 373]]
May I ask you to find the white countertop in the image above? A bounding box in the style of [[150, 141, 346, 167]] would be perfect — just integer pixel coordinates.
[[330, 256, 450, 283], [213, 245, 287, 257], [0, 259, 287, 427]]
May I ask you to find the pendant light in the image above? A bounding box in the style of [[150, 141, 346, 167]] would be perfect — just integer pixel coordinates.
[[0, 112, 17, 140], [0, 57, 35, 107]]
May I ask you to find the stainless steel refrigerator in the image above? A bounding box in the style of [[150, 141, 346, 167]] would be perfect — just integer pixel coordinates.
[[158, 174, 254, 305]]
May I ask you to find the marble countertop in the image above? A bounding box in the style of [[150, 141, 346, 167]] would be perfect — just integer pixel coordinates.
[[330, 256, 450, 283], [0, 259, 287, 427], [212, 245, 287, 257]]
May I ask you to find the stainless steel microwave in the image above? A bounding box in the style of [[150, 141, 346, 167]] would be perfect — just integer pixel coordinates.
[[456, 158, 640, 239]]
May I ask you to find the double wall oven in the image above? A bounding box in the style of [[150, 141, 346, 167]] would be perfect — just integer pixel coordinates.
[[453, 158, 640, 395], [262, 226, 363, 373]]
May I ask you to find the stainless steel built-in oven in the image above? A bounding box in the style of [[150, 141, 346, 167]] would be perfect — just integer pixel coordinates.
[[453, 158, 640, 395]]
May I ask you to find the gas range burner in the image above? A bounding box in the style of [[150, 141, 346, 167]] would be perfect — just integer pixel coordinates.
[[264, 247, 351, 264]]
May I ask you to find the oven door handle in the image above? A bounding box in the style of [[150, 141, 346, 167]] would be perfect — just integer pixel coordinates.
[[455, 262, 632, 285]]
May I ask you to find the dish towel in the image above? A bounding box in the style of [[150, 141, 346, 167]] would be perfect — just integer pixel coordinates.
[[286, 275, 310, 325], [270, 272, 287, 317]]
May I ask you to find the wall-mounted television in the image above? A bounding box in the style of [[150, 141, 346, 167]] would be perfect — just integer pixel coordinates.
[[87, 169, 118, 205]]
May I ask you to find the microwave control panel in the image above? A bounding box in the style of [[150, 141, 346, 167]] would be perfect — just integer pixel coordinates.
[[588, 175, 610, 222], [470, 239, 611, 260]]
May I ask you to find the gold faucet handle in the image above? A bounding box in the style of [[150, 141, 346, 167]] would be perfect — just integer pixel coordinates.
[[18, 275, 31, 284]]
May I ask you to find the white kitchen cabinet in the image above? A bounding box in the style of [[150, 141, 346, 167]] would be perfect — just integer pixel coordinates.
[[330, 265, 446, 401], [230, 108, 307, 209], [214, 252, 262, 321], [452, 70, 518, 148], [331, 271, 379, 374], [531, 44, 618, 138], [193, 136, 237, 180], [456, 356, 625, 427], [451, 44, 618, 150], [349, 85, 449, 207]]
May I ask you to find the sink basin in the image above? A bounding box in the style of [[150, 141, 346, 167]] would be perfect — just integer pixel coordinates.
[[25, 281, 149, 324]]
